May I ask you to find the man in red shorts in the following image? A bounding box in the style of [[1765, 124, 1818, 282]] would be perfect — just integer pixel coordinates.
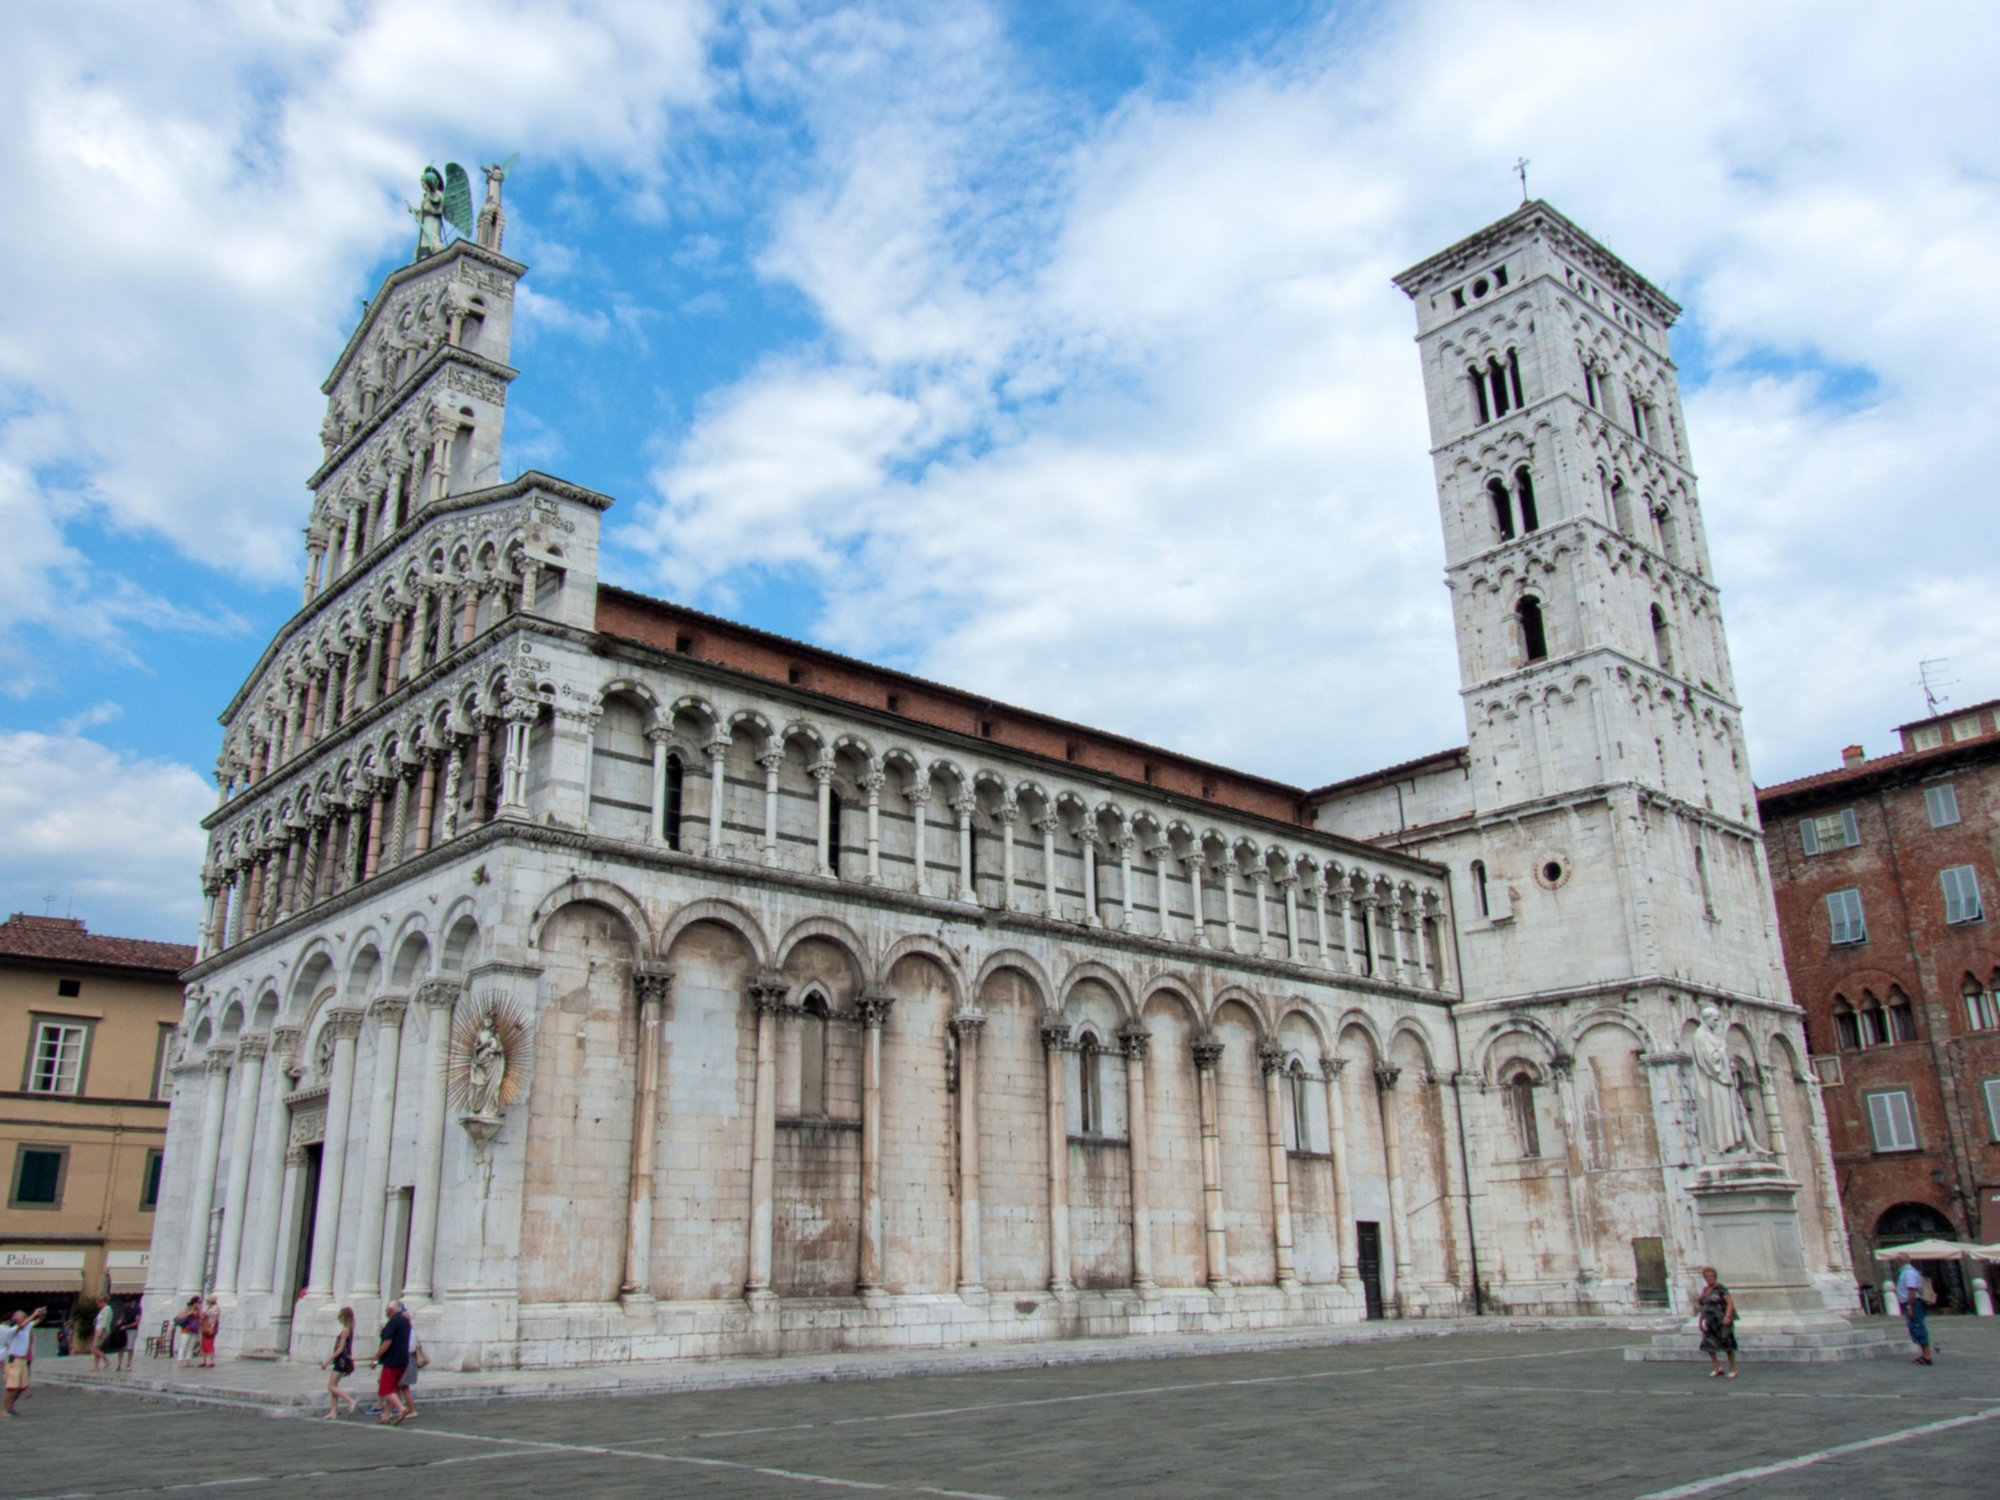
[[370, 1301, 412, 1424]]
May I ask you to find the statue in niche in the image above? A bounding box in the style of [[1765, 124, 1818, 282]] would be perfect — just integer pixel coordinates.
[[1691, 1003, 1758, 1159], [466, 1013, 505, 1116], [447, 993, 528, 1123]]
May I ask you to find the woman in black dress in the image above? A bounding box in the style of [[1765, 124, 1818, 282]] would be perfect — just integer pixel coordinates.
[[1695, 1265, 1738, 1379]]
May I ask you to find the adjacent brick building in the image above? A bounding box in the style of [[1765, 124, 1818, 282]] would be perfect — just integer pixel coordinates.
[[1759, 698, 2000, 1301]]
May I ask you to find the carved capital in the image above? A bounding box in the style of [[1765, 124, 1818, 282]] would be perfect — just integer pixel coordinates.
[[414, 977, 462, 1012], [1373, 1062, 1401, 1091], [1031, 813, 1061, 835], [270, 1024, 304, 1074], [858, 987, 895, 1029], [204, 1046, 236, 1075], [1320, 1054, 1345, 1078], [1258, 1042, 1289, 1075], [369, 994, 409, 1027], [1117, 1021, 1151, 1060], [285, 1145, 309, 1168], [328, 1007, 367, 1042], [756, 747, 786, 773], [1191, 1034, 1224, 1071], [234, 1033, 270, 1063], [633, 963, 675, 1011], [1549, 1050, 1576, 1079], [949, 1007, 987, 1038], [1039, 1016, 1073, 1053], [748, 970, 792, 1013]]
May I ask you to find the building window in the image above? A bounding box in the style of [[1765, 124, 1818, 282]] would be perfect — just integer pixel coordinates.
[[56, 979, 81, 998], [1964, 979, 1999, 1032], [1288, 1061, 1311, 1152], [1610, 476, 1633, 536], [1508, 1071, 1541, 1158], [1832, 997, 1861, 1050], [1515, 466, 1539, 532], [1864, 1089, 1919, 1153], [1488, 477, 1515, 541], [1077, 1034, 1101, 1136], [1925, 784, 1961, 828], [140, 1148, 164, 1211], [1826, 887, 1867, 946], [25, 1018, 91, 1096], [9, 1145, 67, 1208], [1800, 808, 1860, 855], [1693, 839, 1715, 919], [1470, 860, 1489, 918], [1516, 596, 1548, 662], [663, 753, 685, 850], [1985, 1078, 2000, 1141], [152, 1024, 177, 1101], [1888, 989, 1918, 1042], [1583, 360, 1601, 409], [1911, 725, 1943, 751], [1942, 865, 1984, 925], [799, 995, 830, 1117], [1952, 716, 1981, 742]]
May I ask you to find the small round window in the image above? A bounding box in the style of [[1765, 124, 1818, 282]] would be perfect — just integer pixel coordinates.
[[1534, 858, 1571, 891], [1471, 277, 1490, 299]]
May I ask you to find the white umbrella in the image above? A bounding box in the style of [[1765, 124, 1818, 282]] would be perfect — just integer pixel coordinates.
[[1883, 1239, 1980, 1259]]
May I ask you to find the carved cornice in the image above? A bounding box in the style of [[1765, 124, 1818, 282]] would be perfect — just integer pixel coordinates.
[[414, 977, 462, 1011]]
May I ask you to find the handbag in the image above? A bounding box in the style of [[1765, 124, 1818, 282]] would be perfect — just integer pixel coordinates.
[[332, 1351, 354, 1375], [414, 1344, 430, 1370]]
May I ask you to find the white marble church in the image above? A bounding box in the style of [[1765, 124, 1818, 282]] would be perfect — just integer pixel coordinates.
[[145, 184, 1853, 1370]]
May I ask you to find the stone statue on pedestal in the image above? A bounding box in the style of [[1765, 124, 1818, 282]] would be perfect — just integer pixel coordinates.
[[1691, 1003, 1758, 1159]]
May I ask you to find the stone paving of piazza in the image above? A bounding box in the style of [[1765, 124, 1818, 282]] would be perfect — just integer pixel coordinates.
[[12, 1317, 1998, 1498]]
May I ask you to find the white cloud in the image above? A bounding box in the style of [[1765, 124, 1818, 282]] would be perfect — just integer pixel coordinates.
[[0, 729, 213, 943], [632, 0, 2000, 786]]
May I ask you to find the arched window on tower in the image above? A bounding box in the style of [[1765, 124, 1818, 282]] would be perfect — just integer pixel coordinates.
[[1651, 603, 1675, 673], [1610, 476, 1633, 536], [1488, 478, 1515, 541], [1468, 365, 1491, 425], [1507, 1070, 1541, 1157], [1517, 596, 1548, 662], [1963, 976, 1999, 1031], [1288, 1059, 1312, 1151], [664, 753, 685, 849], [800, 993, 831, 1116], [1832, 996, 1860, 1050], [1655, 506, 1682, 565], [1583, 359, 1602, 410], [1888, 987, 1918, 1042], [1693, 836, 1715, 918], [828, 787, 845, 878], [1514, 465, 1539, 532], [1471, 859, 1490, 918]]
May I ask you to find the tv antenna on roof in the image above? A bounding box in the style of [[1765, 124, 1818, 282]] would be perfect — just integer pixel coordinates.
[[1918, 658, 1956, 717]]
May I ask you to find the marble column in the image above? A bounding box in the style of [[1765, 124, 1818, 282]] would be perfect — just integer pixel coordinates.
[[1116, 826, 1135, 931], [1280, 875, 1300, 961], [758, 746, 785, 867], [622, 967, 674, 1306], [862, 769, 884, 882], [953, 791, 977, 903], [382, 614, 405, 695], [178, 1048, 235, 1296], [1261, 1045, 1299, 1292], [246, 1029, 301, 1301], [1193, 1033, 1230, 1290], [1042, 1017, 1074, 1293], [744, 973, 789, 1303], [413, 753, 438, 856], [1252, 870, 1273, 957], [1220, 865, 1240, 953], [1337, 890, 1359, 974], [1189, 855, 1209, 947], [1317, 882, 1337, 968], [1081, 833, 1100, 927], [952, 1010, 986, 1296], [1149, 844, 1175, 941], [388, 766, 412, 869], [813, 759, 835, 875], [857, 989, 894, 1295], [1550, 1053, 1600, 1287], [1036, 814, 1061, 917], [401, 980, 459, 1307], [1322, 1056, 1357, 1289], [304, 1009, 364, 1301], [213, 1035, 268, 1300], [704, 737, 729, 854], [908, 782, 930, 894], [348, 996, 408, 1301], [999, 801, 1019, 910], [1121, 1022, 1156, 1294], [1376, 1063, 1415, 1313]]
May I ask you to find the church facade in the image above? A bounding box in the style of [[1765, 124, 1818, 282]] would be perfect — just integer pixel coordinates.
[[144, 193, 1852, 1370]]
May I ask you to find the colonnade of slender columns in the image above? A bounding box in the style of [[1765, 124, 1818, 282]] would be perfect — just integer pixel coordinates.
[[211, 1036, 267, 1299], [621, 967, 674, 1306], [177, 1050, 235, 1297], [857, 989, 893, 1294]]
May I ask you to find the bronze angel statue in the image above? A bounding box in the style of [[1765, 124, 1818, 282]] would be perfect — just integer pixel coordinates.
[[410, 163, 477, 261]]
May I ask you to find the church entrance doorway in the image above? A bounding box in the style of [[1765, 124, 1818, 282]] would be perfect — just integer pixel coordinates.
[[290, 1143, 323, 1308], [1633, 1237, 1669, 1306], [1356, 1221, 1384, 1320]]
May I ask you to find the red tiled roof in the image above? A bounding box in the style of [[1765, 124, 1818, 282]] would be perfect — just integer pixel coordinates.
[[1757, 729, 2000, 806], [0, 915, 194, 976]]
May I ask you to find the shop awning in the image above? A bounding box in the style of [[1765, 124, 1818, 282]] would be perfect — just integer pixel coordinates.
[[105, 1268, 147, 1293], [0, 1268, 82, 1293]]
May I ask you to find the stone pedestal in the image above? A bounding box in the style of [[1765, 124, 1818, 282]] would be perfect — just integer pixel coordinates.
[[1629, 1161, 1900, 1363]]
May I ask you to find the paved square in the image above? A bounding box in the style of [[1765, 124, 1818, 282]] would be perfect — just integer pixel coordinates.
[[7, 1322, 1997, 1499]]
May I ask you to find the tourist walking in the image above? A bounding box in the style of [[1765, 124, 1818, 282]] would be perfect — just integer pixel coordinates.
[[395, 1303, 423, 1418], [1894, 1253, 1936, 1364], [2, 1308, 45, 1417], [199, 1296, 220, 1367], [372, 1302, 412, 1424], [320, 1308, 359, 1419], [114, 1302, 139, 1372], [1694, 1266, 1738, 1378], [101, 1301, 133, 1372], [89, 1299, 113, 1372]]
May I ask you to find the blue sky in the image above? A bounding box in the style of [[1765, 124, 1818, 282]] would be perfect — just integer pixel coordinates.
[[3, 0, 1998, 939]]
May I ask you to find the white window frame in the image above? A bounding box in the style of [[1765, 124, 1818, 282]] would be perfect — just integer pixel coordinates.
[[1912, 725, 1944, 751], [24, 1017, 92, 1096], [1864, 1088, 1919, 1153], [1942, 865, 1985, 925], [1827, 887, 1867, 946], [1925, 784, 1961, 828], [1985, 1078, 2000, 1142], [1800, 807, 1859, 855], [1970, 989, 2000, 1031]]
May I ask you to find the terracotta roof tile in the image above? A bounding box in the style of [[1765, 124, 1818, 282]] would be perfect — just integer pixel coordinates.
[[0, 914, 194, 975]]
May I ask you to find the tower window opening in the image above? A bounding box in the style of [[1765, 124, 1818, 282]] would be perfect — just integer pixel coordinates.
[[1584, 361, 1601, 409], [1288, 1061, 1311, 1151], [1610, 476, 1633, 536], [1494, 264, 1509, 288], [1451, 287, 1466, 310], [1889, 989, 1918, 1042], [674, 632, 694, 654], [1488, 478, 1515, 541], [1693, 836, 1714, 918], [1517, 596, 1548, 662], [1651, 603, 1674, 673], [1471, 859, 1489, 917], [1469, 368, 1491, 424], [1656, 506, 1682, 565], [787, 665, 804, 686], [1486, 357, 1514, 418], [1514, 465, 1539, 532], [1077, 1034, 1101, 1136], [1508, 1071, 1541, 1157], [1857, 996, 1887, 1047], [887, 693, 902, 713], [1629, 394, 1646, 441], [1507, 349, 1524, 408], [1832, 998, 1860, 1051], [828, 787, 844, 875]]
